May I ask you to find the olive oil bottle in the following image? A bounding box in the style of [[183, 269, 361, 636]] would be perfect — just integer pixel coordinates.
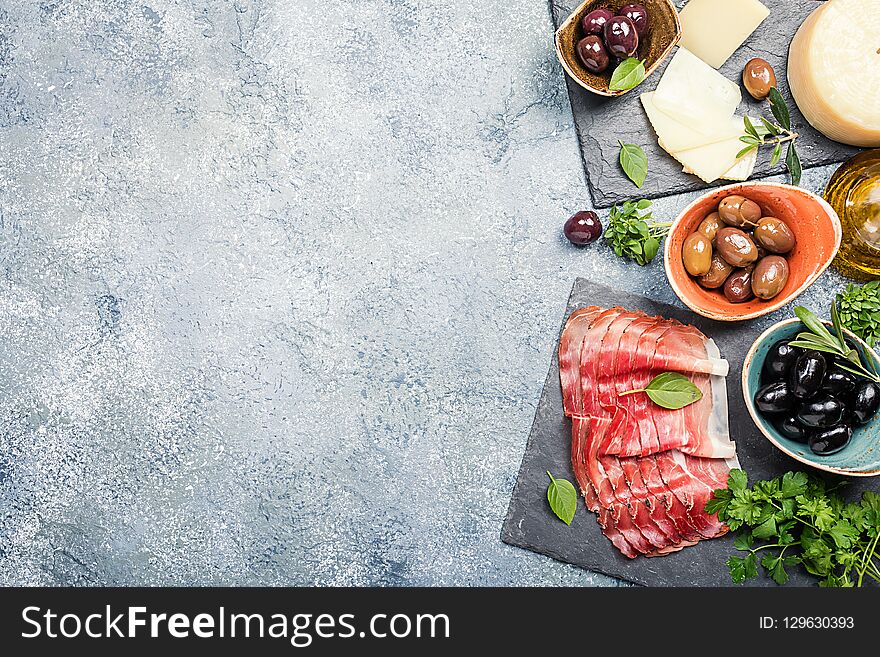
[[826, 150, 880, 280]]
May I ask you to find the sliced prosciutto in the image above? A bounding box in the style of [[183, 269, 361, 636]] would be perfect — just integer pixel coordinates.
[[558, 306, 738, 559]]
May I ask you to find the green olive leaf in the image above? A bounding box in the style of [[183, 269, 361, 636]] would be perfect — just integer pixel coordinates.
[[547, 472, 577, 525], [768, 87, 791, 131], [618, 141, 648, 188], [619, 372, 702, 410], [770, 143, 783, 167], [786, 143, 802, 186], [608, 57, 646, 92]]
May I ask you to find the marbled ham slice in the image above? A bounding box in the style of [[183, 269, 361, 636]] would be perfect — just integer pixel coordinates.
[[558, 306, 736, 558]]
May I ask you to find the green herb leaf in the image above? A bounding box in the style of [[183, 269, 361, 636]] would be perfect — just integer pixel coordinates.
[[547, 472, 577, 525], [768, 87, 791, 131], [786, 143, 802, 186], [619, 141, 648, 188], [739, 135, 760, 145], [760, 117, 781, 137], [793, 306, 838, 346], [609, 58, 646, 92], [736, 144, 758, 159], [770, 143, 783, 167], [743, 116, 760, 140], [604, 199, 669, 266], [619, 372, 702, 410]]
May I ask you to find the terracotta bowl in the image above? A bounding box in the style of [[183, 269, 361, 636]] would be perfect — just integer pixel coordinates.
[[555, 0, 681, 97], [664, 182, 842, 322]]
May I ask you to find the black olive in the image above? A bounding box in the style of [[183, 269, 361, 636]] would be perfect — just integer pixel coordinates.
[[821, 369, 858, 398], [809, 424, 853, 456], [775, 415, 810, 443], [852, 382, 880, 425], [789, 350, 827, 400], [762, 340, 802, 382], [796, 395, 845, 428], [755, 381, 795, 414]]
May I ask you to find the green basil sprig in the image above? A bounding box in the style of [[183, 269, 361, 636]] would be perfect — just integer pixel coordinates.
[[547, 472, 577, 525], [618, 141, 648, 188], [609, 58, 646, 92], [619, 372, 703, 410]]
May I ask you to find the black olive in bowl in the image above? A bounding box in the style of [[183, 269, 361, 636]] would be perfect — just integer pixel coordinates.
[[789, 350, 827, 400], [821, 369, 858, 398], [775, 415, 810, 443], [796, 395, 845, 429], [762, 340, 802, 382], [852, 382, 880, 425], [809, 424, 853, 456], [755, 381, 795, 414]]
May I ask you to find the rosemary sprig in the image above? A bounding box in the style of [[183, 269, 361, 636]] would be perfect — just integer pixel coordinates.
[[737, 88, 802, 185]]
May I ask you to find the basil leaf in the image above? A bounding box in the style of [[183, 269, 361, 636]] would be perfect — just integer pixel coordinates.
[[619, 141, 648, 188], [609, 58, 645, 92], [768, 87, 791, 131], [547, 472, 577, 525], [644, 372, 703, 410], [642, 237, 660, 264], [786, 143, 802, 186], [770, 143, 783, 167]]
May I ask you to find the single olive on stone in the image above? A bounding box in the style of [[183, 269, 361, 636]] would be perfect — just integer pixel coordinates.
[[682, 232, 712, 276], [753, 217, 796, 254], [718, 195, 761, 229], [743, 58, 777, 101]]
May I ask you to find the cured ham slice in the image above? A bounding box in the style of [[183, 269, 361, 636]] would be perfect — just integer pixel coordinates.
[[558, 306, 737, 559]]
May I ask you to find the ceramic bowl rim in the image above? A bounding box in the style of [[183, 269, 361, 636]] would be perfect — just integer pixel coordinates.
[[554, 0, 682, 97], [664, 181, 843, 322], [742, 317, 880, 477]]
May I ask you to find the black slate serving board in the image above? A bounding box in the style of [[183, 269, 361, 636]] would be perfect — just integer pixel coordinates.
[[501, 279, 877, 586], [551, 0, 862, 208]]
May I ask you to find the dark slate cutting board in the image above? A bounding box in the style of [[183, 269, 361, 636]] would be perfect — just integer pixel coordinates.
[[501, 278, 878, 586], [550, 0, 862, 208]]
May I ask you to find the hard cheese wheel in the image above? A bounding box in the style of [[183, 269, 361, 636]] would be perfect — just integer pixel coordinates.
[[788, 0, 880, 147]]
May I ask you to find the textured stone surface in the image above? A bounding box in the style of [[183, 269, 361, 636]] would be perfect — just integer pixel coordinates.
[[553, 0, 862, 208], [0, 0, 852, 587]]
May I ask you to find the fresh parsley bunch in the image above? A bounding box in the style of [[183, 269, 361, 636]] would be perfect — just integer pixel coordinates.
[[706, 469, 880, 587], [837, 281, 880, 348], [604, 199, 671, 266]]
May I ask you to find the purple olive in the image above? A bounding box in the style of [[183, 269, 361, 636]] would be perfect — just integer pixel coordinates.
[[576, 36, 611, 74], [603, 16, 639, 59], [564, 211, 602, 245], [581, 8, 614, 36], [619, 4, 650, 37]]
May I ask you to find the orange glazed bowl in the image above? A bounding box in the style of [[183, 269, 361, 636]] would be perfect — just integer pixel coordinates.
[[664, 182, 842, 322]]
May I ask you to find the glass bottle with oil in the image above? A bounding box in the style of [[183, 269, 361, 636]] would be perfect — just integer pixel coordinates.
[[827, 150, 880, 280]]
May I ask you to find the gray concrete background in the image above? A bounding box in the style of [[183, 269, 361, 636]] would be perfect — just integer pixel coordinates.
[[0, 0, 846, 585]]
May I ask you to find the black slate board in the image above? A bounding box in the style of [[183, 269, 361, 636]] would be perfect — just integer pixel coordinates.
[[551, 0, 862, 208], [501, 279, 877, 586]]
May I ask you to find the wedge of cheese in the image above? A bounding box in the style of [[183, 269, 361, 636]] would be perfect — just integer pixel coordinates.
[[683, 147, 758, 181], [652, 48, 741, 136], [640, 92, 742, 152], [679, 0, 770, 69]]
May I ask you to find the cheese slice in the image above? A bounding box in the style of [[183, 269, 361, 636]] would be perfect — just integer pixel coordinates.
[[668, 132, 753, 184], [652, 48, 741, 135], [679, 0, 770, 69], [640, 92, 743, 152], [788, 0, 880, 147], [683, 147, 757, 181]]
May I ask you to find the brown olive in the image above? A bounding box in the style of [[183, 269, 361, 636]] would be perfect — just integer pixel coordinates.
[[698, 254, 734, 289], [752, 256, 790, 300], [697, 212, 722, 241], [715, 227, 759, 267], [743, 58, 777, 101], [724, 268, 755, 304], [682, 232, 713, 276], [718, 195, 762, 229], [753, 216, 796, 254]]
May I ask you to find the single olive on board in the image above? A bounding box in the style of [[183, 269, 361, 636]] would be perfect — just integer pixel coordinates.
[[715, 227, 759, 267], [576, 36, 611, 74], [718, 195, 761, 229], [697, 212, 722, 241], [743, 58, 777, 101], [682, 232, 712, 276], [754, 216, 796, 254], [723, 268, 754, 303], [751, 255, 790, 300], [697, 254, 734, 289]]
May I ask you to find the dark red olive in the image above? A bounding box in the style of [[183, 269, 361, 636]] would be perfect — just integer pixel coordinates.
[[796, 395, 845, 429], [775, 415, 810, 443], [619, 4, 649, 37], [852, 381, 880, 425], [581, 8, 614, 35], [576, 35, 611, 74], [789, 350, 827, 400], [603, 16, 639, 59], [755, 381, 795, 414], [809, 424, 853, 456], [564, 211, 602, 245]]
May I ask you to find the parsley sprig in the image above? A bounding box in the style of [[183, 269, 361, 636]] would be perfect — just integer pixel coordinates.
[[737, 88, 801, 185], [604, 199, 671, 266], [707, 469, 880, 587], [837, 281, 880, 348]]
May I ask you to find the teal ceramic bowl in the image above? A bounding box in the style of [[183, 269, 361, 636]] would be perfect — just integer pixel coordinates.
[[743, 318, 880, 477]]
